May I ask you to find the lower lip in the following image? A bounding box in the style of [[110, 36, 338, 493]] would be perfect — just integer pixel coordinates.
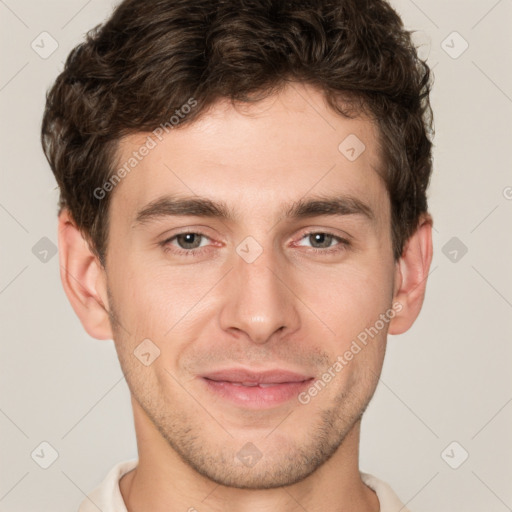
[[202, 378, 313, 409]]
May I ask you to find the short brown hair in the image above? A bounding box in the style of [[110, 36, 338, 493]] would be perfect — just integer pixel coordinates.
[[41, 0, 433, 265]]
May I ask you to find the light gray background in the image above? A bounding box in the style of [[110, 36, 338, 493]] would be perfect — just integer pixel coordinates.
[[1, 0, 511, 511]]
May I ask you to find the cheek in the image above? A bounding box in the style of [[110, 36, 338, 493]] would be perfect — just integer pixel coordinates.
[[297, 263, 394, 343], [108, 259, 164, 336], [109, 256, 219, 340]]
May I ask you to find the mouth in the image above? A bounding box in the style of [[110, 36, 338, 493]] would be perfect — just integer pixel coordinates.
[[200, 368, 314, 409]]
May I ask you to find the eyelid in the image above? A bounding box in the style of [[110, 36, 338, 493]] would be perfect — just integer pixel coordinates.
[[299, 232, 344, 243], [159, 226, 219, 244], [294, 226, 352, 241]]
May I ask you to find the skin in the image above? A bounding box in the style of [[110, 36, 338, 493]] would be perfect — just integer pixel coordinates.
[[59, 83, 433, 512]]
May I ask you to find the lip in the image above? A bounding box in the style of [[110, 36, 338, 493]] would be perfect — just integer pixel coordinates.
[[200, 368, 314, 409], [201, 368, 312, 384]]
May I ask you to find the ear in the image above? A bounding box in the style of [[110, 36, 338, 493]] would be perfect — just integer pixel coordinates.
[[58, 209, 113, 340], [388, 214, 433, 335]]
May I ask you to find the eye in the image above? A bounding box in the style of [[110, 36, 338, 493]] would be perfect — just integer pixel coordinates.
[[172, 233, 209, 250], [160, 232, 213, 256], [295, 231, 350, 254]]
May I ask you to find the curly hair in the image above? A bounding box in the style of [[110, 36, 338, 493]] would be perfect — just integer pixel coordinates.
[[41, 0, 433, 265]]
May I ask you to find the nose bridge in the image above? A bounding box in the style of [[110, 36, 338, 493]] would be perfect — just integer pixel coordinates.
[[219, 240, 300, 344]]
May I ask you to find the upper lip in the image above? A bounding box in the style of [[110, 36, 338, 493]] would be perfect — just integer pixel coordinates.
[[201, 368, 313, 384]]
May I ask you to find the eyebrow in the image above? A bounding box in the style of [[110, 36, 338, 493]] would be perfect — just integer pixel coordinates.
[[132, 193, 375, 227]]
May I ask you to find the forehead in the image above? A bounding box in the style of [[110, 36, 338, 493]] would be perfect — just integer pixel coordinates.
[[110, 83, 388, 226]]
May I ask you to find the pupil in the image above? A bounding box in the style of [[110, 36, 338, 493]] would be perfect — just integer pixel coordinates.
[[311, 233, 331, 248], [179, 233, 200, 249]]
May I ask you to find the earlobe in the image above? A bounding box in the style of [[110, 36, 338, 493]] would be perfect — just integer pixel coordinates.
[[58, 209, 113, 340], [388, 214, 433, 335]]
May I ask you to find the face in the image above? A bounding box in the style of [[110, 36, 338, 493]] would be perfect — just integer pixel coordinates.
[[103, 84, 398, 489]]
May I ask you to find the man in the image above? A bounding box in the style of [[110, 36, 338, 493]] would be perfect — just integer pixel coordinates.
[[41, 0, 434, 510]]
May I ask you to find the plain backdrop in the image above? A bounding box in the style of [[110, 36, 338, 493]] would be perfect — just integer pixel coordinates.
[[1, 0, 511, 511]]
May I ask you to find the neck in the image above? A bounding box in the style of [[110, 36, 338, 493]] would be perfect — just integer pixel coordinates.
[[120, 398, 379, 512]]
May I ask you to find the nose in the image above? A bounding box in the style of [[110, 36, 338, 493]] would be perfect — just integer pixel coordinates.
[[218, 245, 301, 345]]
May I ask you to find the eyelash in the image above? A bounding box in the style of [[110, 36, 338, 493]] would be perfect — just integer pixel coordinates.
[[159, 230, 351, 257]]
